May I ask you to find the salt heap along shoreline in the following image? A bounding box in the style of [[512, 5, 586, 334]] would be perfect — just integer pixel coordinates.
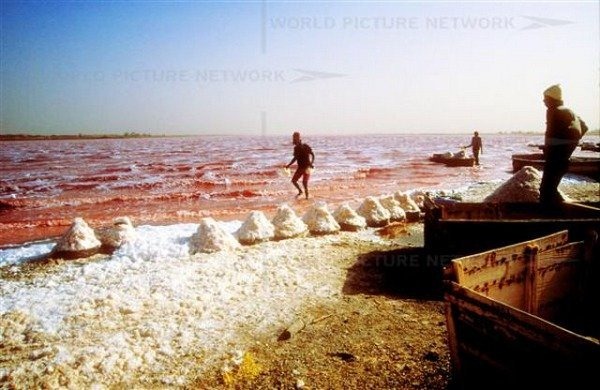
[[50, 217, 101, 259], [236, 211, 275, 245], [379, 195, 406, 222], [189, 217, 241, 254], [395, 191, 421, 212], [28, 192, 425, 261], [483, 166, 570, 203], [357, 196, 391, 227], [96, 217, 136, 250], [333, 203, 367, 232], [271, 204, 308, 240], [302, 202, 341, 235]]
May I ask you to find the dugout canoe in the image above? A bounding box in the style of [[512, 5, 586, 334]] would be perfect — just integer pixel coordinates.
[[429, 153, 475, 167], [444, 230, 600, 389], [511, 153, 600, 179]]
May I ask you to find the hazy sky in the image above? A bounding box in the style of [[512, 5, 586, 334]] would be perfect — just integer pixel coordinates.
[[1, 1, 598, 136]]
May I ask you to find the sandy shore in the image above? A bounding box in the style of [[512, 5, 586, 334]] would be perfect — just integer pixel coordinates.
[[1, 180, 598, 389]]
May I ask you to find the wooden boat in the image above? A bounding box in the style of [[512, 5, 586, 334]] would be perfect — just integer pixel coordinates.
[[444, 230, 600, 389], [423, 196, 600, 258], [374, 198, 600, 298], [580, 141, 600, 152], [511, 153, 600, 179], [429, 153, 475, 167]]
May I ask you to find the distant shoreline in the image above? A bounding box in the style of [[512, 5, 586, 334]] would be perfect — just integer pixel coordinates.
[[1, 130, 598, 142], [0, 133, 171, 141]]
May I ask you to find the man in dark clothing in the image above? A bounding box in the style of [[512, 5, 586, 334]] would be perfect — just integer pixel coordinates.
[[539, 84, 588, 204], [466, 131, 483, 165], [286, 131, 315, 199]]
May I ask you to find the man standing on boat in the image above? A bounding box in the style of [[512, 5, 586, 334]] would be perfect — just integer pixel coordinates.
[[539, 84, 588, 204], [465, 131, 483, 165], [286, 131, 315, 199]]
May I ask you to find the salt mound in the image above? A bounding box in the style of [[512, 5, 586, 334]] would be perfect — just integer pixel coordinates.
[[51, 217, 101, 259], [97, 216, 136, 249], [357, 196, 391, 227], [394, 191, 421, 212], [271, 204, 308, 239], [302, 202, 340, 235], [333, 203, 367, 231], [190, 218, 240, 254], [237, 211, 275, 245], [484, 166, 544, 202], [379, 195, 406, 222]]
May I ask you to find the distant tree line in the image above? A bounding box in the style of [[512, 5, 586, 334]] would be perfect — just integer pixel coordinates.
[[0, 132, 161, 141]]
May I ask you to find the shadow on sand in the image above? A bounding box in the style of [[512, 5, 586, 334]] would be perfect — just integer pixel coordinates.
[[342, 246, 451, 300]]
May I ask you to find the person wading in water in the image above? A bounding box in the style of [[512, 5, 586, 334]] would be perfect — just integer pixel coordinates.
[[463, 131, 483, 165], [285, 131, 315, 199]]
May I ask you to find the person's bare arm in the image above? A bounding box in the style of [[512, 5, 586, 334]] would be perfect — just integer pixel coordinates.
[[286, 156, 296, 168]]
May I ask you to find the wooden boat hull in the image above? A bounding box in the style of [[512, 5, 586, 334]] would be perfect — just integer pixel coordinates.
[[423, 197, 600, 257], [581, 142, 600, 152], [429, 155, 475, 167], [512, 153, 600, 179], [445, 231, 600, 389]]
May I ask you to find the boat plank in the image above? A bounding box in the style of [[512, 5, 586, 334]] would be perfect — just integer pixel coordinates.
[[445, 281, 600, 389]]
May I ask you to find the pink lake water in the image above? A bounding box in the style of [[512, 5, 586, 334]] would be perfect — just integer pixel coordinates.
[[0, 133, 584, 246]]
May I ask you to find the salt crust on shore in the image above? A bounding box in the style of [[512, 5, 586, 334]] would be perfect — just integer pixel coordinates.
[[51, 218, 101, 255], [302, 203, 340, 235], [236, 211, 275, 245], [0, 223, 387, 388], [357, 196, 391, 227], [333, 203, 367, 231], [271, 204, 308, 239]]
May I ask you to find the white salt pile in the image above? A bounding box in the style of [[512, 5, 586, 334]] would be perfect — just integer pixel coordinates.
[[483, 166, 562, 203], [379, 195, 406, 222], [357, 196, 391, 227], [302, 202, 340, 235], [0, 222, 355, 388], [50, 217, 101, 259], [236, 211, 275, 245], [97, 216, 136, 249], [271, 204, 308, 239], [189, 217, 240, 253], [394, 191, 421, 212], [333, 203, 367, 231]]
